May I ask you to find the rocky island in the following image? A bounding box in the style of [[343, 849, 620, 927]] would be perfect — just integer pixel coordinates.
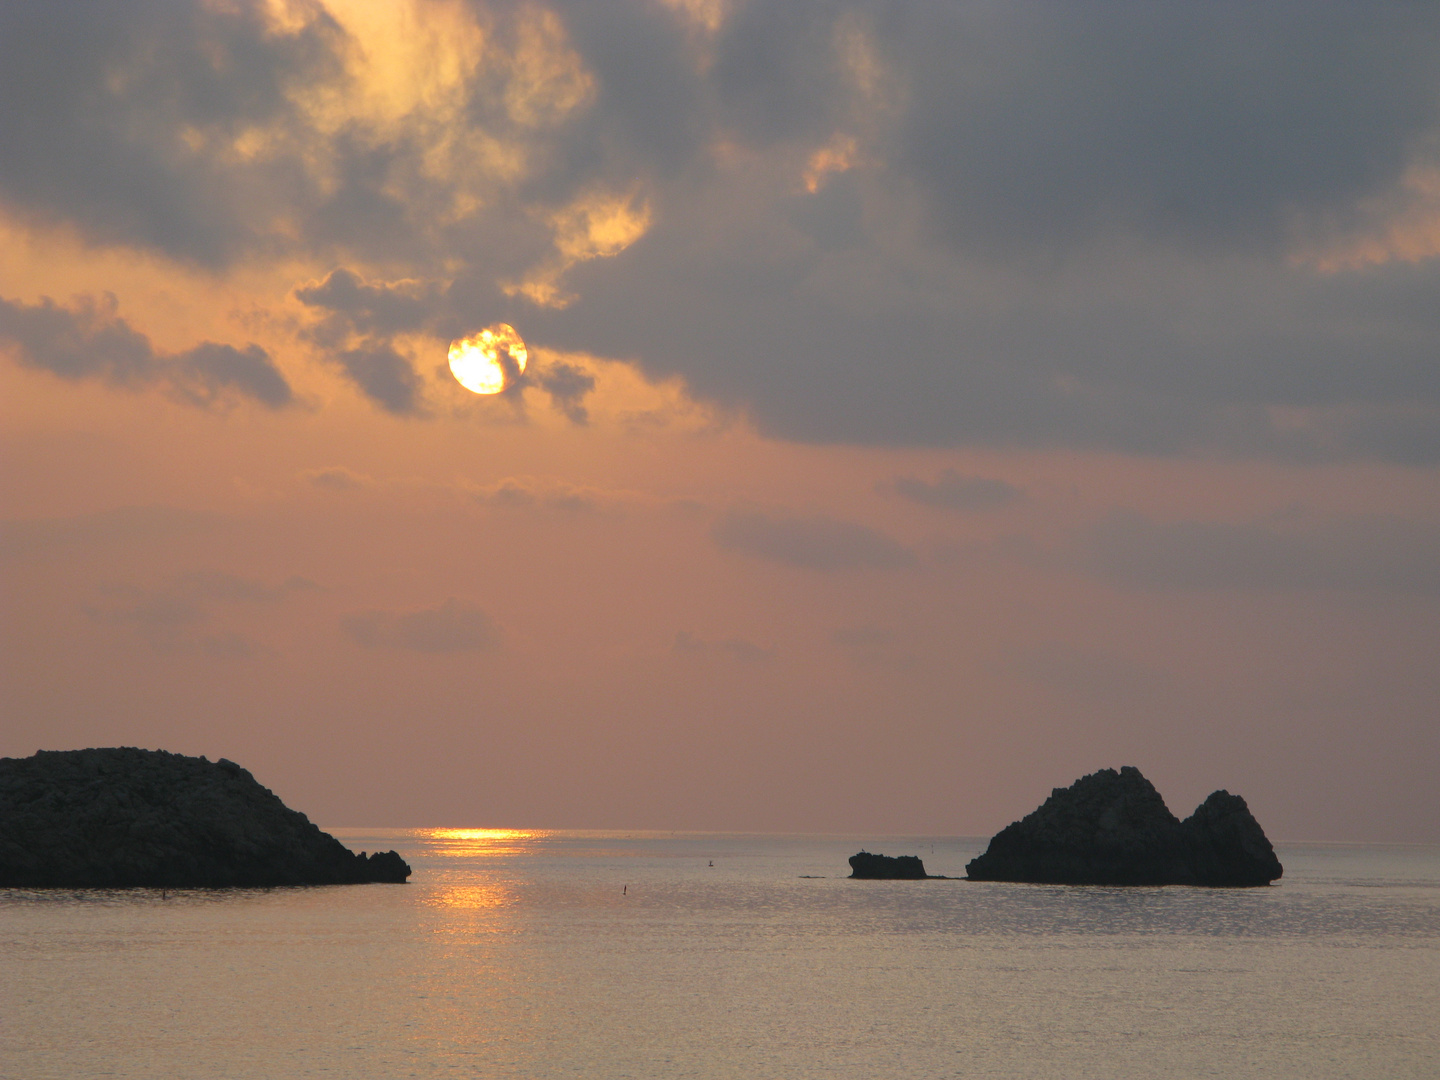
[[965, 766, 1282, 886], [849, 850, 930, 878], [0, 747, 410, 888]]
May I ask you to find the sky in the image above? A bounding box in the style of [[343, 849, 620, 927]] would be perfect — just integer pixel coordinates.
[[3, 0, 1439, 842]]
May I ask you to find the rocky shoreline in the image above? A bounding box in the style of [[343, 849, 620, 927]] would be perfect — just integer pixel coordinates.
[[0, 748, 410, 888]]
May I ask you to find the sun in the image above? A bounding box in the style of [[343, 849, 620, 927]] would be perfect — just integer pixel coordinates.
[[448, 324, 528, 394]]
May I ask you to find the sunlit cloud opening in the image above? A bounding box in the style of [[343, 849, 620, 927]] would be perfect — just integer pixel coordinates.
[[449, 323, 528, 394], [505, 188, 652, 308], [1290, 162, 1440, 273], [803, 135, 860, 194]]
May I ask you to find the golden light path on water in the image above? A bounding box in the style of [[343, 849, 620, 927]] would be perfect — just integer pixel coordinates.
[[423, 826, 551, 857], [414, 828, 552, 910], [448, 323, 528, 394]]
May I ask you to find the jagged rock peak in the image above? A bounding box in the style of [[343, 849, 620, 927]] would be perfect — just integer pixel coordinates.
[[965, 766, 1282, 887]]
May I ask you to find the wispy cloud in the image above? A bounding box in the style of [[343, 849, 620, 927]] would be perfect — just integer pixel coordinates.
[[470, 477, 600, 514], [887, 469, 1023, 512], [1, 505, 218, 561], [532, 359, 597, 425], [1080, 509, 1440, 594], [712, 510, 913, 571], [830, 624, 914, 671], [674, 630, 775, 663], [342, 598, 502, 654], [301, 466, 375, 491], [83, 570, 319, 654]]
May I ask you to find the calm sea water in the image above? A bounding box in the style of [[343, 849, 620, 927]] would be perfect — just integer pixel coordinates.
[[2, 832, 1437, 1079]]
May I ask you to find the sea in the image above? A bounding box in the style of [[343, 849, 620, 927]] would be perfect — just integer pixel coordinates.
[[2, 831, 1437, 1079]]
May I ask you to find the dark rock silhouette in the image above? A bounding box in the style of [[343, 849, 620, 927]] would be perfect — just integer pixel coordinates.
[[965, 766, 1282, 886], [0, 748, 410, 888], [849, 850, 928, 879]]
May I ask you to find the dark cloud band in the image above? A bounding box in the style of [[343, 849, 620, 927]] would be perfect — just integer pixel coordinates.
[[5, 2, 1440, 457], [0, 293, 292, 409]]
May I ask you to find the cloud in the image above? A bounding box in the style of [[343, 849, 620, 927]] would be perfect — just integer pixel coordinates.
[[0, 0, 593, 272], [888, 469, 1023, 512], [333, 342, 425, 415], [0, 505, 218, 561], [831, 625, 893, 649], [0, 0, 349, 267], [471, 477, 599, 513], [532, 359, 597, 424], [830, 623, 914, 670], [168, 571, 320, 604], [293, 269, 597, 422], [198, 632, 259, 660], [7, 2, 1440, 457], [88, 571, 319, 623], [294, 269, 437, 340], [293, 267, 599, 421], [174, 341, 294, 409], [1005, 642, 1172, 703], [293, 269, 432, 414], [302, 466, 375, 491], [342, 598, 502, 654], [892, 5, 1440, 253], [712, 510, 913, 570], [0, 293, 292, 408], [673, 629, 774, 663], [88, 590, 205, 633], [518, 4, 1440, 461], [83, 570, 318, 653], [1080, 509, 1440, 594]]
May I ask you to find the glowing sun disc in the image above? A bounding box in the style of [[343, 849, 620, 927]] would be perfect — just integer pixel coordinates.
[[449, 323, 528, 394]]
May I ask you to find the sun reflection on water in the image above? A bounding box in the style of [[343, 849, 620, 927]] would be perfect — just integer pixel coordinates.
[[420, 827, 553, 858], [413, 829, 552, 913], [425, 881, 516, 911]]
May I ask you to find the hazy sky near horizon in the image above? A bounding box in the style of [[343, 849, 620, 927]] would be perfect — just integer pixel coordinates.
[[3, 0, 1439, 841]]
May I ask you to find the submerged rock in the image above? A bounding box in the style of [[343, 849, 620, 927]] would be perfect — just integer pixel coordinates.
[[849, 850, 929, 879], [0, 747, 410, 888], [965, 766, 1282, 887]]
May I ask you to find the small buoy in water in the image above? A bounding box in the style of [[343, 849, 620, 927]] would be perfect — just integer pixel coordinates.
[[708, 860, 713, 867]]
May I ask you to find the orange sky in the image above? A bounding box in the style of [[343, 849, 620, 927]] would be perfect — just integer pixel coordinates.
[[3, 0, 1439, 840]]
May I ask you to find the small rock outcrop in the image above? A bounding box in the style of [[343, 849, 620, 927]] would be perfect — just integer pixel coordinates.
[[849, 850, 929, 879], [0, 748, 410, 888], [965, 766, 1282, 887]]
